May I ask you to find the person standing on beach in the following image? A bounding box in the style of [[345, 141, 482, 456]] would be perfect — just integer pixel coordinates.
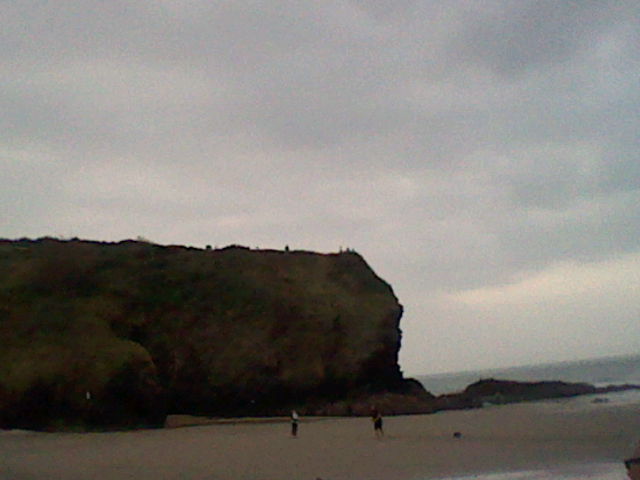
[[291, 410, 299, 437], [370, 407, 383, 438]]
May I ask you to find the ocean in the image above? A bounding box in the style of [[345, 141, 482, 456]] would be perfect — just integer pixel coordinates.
[[416, 354, 640, 480]]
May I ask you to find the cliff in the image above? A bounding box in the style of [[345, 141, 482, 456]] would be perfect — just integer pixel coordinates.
[[0, 238, 422, 430]]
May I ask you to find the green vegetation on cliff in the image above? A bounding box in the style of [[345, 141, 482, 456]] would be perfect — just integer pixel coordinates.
[[0, 238, 407, 430]]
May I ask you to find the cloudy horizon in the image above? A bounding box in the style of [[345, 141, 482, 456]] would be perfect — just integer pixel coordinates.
[[2, 1, 639, 375]]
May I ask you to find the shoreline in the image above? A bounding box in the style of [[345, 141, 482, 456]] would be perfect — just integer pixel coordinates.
[[2, 399, 638, 480]]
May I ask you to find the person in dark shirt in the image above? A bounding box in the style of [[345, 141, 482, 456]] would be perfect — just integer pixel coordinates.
[[370, 407, 383, 438]]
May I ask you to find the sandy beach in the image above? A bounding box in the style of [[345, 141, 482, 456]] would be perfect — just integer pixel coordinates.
[[1, 399, 638, 480]]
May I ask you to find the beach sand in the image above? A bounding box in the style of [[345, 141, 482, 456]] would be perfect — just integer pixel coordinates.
[[1, 399, 638, 480]]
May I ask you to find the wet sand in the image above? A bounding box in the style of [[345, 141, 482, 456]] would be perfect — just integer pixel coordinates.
[[1, 400, 638, 480]]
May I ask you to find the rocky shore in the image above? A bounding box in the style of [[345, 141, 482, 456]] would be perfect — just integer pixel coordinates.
[[298, 378, 640, 417]]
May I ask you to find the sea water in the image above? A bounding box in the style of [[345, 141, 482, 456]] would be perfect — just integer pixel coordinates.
[[415, 354, 640, 480]]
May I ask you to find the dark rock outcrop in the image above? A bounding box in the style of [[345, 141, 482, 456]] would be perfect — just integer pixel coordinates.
[[593, 383, 640, 394], [0, 238, 426, 430], [306, 378, 437, 416], [463, 378, 597, 404], [427, 379, 640, 412], [445, 378, 640, 408], [432, 392, 482, 411]]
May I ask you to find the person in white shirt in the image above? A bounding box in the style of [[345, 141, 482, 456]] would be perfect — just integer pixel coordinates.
[[290, 410, 299, 437]]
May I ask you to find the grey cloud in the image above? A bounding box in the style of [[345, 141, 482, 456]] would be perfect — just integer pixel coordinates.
[[2, 0, 639, 373], [449, 0, 640, 78]]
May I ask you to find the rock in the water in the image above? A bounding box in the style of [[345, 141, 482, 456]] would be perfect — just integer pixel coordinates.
[[463, 378, 597, 404]]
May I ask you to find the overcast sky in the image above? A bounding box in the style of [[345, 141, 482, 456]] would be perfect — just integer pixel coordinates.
[[2, 1, 639, 375]]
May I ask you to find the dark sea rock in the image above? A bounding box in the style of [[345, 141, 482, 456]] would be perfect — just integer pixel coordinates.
[[432, 392, 482, 411], [593, 383, 640, 394], [462, 378, 597, 404], [426, 379, 640, 413]]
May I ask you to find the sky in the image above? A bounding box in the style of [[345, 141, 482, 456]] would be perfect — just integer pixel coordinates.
[[2, 1, 639, 375]]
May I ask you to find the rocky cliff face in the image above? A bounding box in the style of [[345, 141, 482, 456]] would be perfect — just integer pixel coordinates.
[[0, 238, 413, 429]]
